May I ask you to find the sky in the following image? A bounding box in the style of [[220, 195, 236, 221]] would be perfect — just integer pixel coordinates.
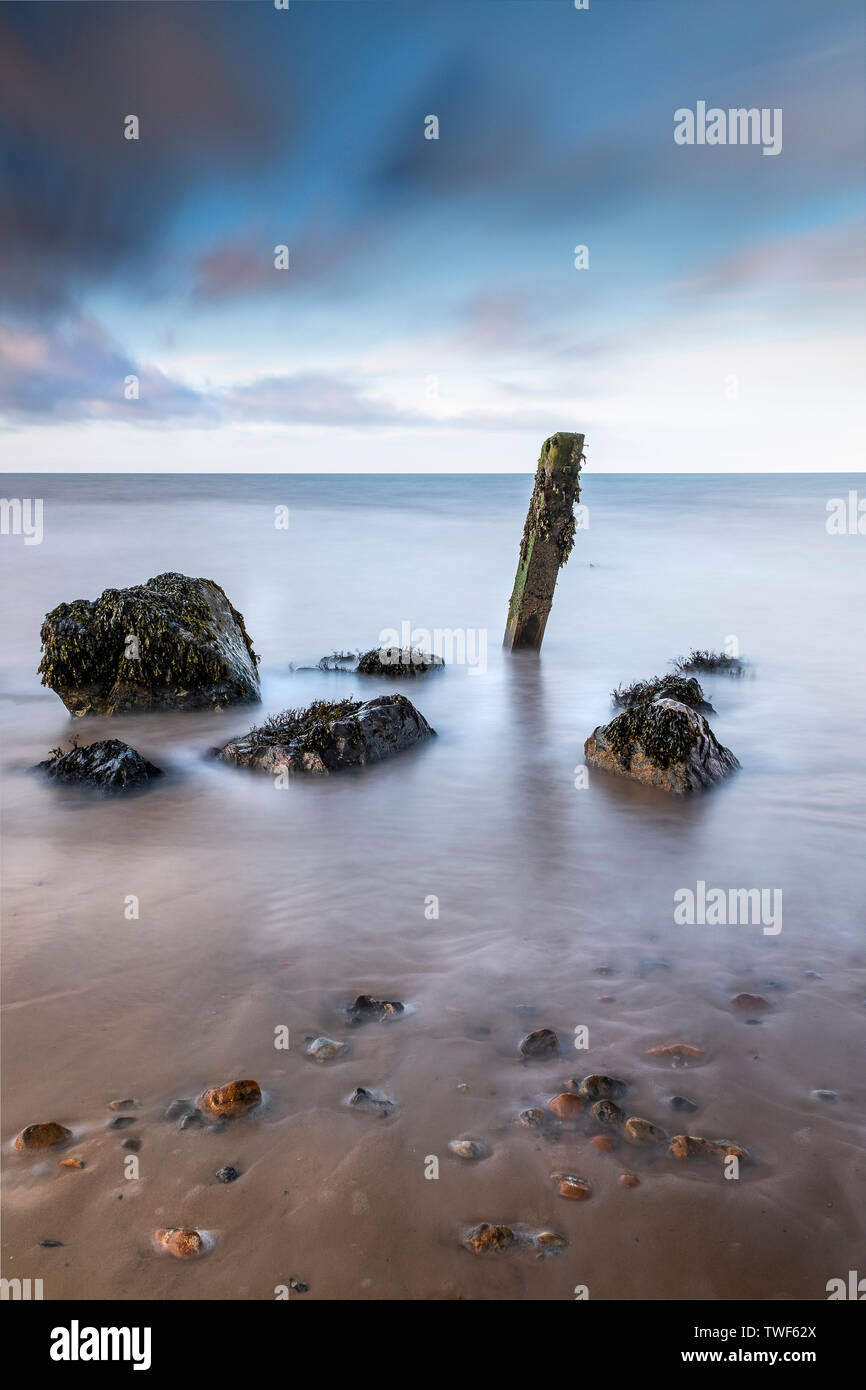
[[0, 0, 864, 473]]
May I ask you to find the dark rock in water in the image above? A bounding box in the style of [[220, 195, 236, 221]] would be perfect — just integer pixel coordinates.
[[812, 1089, 838, 1102], [356, 647, 444, 677], [577, 1074, 627, 1102], [38, 571, 260, 716], [164, 1099, 194, 1122], [289, 1278, 309, 1293], [803, 970, 823, 980], [464, 1223, 515, 1254], [34, 740, 161, 792], [666, 1095, 699, 1114], [589, 1099, 625, 1129], [612, 673, 713, 713], [178, 1112, 205, 1131], [107, 1116, 136, 1130], [348, 1087, 395, 1116], [347, 994, 404, 1024], [519, 1028, 559, 1059], [216, 694, 435, 776], [122, 1138, 141, 1152], [39, 1239, 63, 1248], [585, 698, 739, 794], [216, 1166, 239, 1183]]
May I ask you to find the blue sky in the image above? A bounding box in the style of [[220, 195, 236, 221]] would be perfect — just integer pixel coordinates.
[[0, 0, 863, 471]]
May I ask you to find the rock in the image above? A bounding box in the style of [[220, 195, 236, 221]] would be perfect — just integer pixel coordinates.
[[39, 572, 259, 716], [638, 958, 671, 979], [164, 1099, 194, 1121], [178, 1112, 205, 1132], [14, 1122, 72, 1152], [812, 1089, 838, 1102], [590, 1134, 617, 1152], [553, 1173, 592, 1200], [59, 1157, 85, 1170], [305, 1036, 347, 1062], [648, 1043, 704, 1060], [534, 1231, 568, 1256], [577, 1074, 627, 1102], [355, 647, 445, 676], [348, 1087, 395, 1116], [666, 1096, 699, 1114], [464, 1223, 515, 1253], [34, 740, 162, 792], [347, 994, 405, 1024], [669, 1135, 748, 1162], [197, 1079, 262, 1119], [731, 992, 771, 1011], [518, 1108, 545, 1128], [107, 1098, 140, 1111], [547, 1092, 585, 1121], [612, 673, 713, 712], [804, 970, 823, 980], [624, 1116, 668, 1147], [448, 1139, 487, 1160], [39, 1239, 63, 1248], [590, 1099, 625, 1129], [215, 1166, 239, 1183], [107, 1116, 136, 1130], [122, 1138, 141, 1152], [155, 1227, 205, 1260], [289, 1278, 309, 1293], [619, 1173, 640, 1189], [216, 694, 434, 777], [519, 1028, 559, 1059], [584, 698, 739, 793]]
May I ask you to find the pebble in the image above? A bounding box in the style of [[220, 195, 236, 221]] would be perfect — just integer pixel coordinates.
[[107, 1099, 140, 1111], [812, 1089, 838, 1102], [624, 1116, 668, 1147], [590, 1099, 624, 1129], [518, 1108, 545, 1128], [553, 1172, 592, 1200], [804, 970, 822, 980], [590, 1134, 616, 1153], [347, 994, 405, 1024], [669, 1135, 748, 1162], [178, 1112, 205, 1131], [122, 1138, 141, 1152], [577, 1074, 627, 1102], [59, 1157, 86, 1170], [647, 1043, 703, 1066], [289, 1278, 309, 1293], [547, 1092, 585, 1121], [666, 1095, 698, 1113], [14, 1122, 72, 1152], [349, 1087, 395, 1116], [216, 1166, 239, 1183], [448, 1139, 487, 1160], [155, 1228, 205, 1260], [39, 1239, 63, 1248], [197, 1079, 262, 1119], [619, 1173, 640, 1189], [305, 1036, 347, 1063], [107, 1116, 136, 1130], [164, 1099, 194, 1121], [534, 1231, 568, 1256], [464, 1223, 515, 1253], [731, 992, 771, 1011], [519, 1028, 559, 1059]]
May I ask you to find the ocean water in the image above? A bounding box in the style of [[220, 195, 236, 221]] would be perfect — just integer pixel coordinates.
[[1, 472, 864, 1301]]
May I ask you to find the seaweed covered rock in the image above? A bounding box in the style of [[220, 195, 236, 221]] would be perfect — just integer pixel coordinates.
[[216, 694, 435, 776], [34, 739, 161, 792], [356, 647, 444, 677], [611, 674, 712, 712], [38, 572, 260, 716], [584, 698, 738, 794]]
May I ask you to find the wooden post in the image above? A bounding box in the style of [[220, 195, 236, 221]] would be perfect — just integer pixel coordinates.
[[503, 431, 584, 651]]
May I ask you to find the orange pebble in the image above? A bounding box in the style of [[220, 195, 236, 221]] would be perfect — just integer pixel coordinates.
[[619, 1173, 640, 1188], [59, 1157, 86, 1170], [590, 1134, 616, 1153]]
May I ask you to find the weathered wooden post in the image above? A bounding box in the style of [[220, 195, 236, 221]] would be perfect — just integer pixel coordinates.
[[503, 431, 585, 650]]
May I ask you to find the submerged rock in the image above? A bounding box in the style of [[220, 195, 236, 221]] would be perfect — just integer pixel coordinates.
[[197, 1079, 262, 1119], [666, 1095, 699, 1114], [584, 698, 739, 793], [464, 1223, 515, 1253], [619, 1173, 640, 1189], [39, 572, 260, 716], [305, 1036, 348, 1062], [34, 740, 161, 792], [349, 1087, 396, 1116], [519, 1028, 559, 1059], [553, 1172, 592, 1200], [669, 1135, 748, 1162], [534, 1231, 568, 1256], [216, 694, 435, 776], [448, 1138, 487, 1160], [518, 1107, 546, 1128], [14, 1122, 72, 1152], [731, 992, 771, 1012], [215, 1166, 239, 1184], [356, 647, 445, 676], [59, 1156, 86, 1170], [155, 1227, 205, 1260], [577, 1074, 627, 1102], [648, 1043, 704, 1061], [347, 994, 405, 1024], [590, 1099, 625, 1129], [624, 1116, 668, 1147], [547, 1092, 585, 1121]]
